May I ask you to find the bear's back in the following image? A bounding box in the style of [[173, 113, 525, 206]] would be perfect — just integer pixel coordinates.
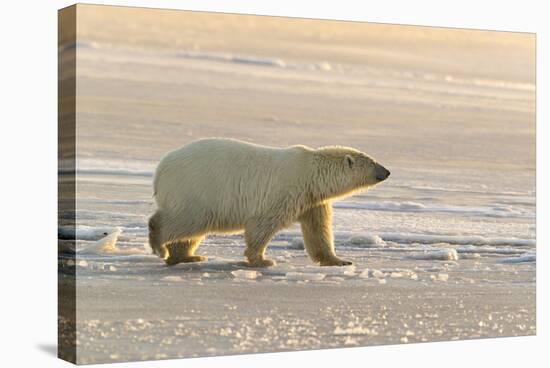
[[153, 138, 314, 214], [171, 138, 312, 170]]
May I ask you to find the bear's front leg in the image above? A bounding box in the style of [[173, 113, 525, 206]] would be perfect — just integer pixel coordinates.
[[164, 237, 207, 266], [299, 203, 352, 266], [243, 217, 279, 267]]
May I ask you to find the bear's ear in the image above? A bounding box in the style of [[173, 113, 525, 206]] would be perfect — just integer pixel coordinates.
[[345, 155, 355, 169]]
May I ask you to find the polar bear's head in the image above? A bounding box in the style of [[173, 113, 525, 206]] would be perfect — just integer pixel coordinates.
[[342, 150, 390, 186], [313, 146, 390, 200]]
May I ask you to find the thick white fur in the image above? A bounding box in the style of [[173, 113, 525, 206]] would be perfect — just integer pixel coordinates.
[[148, 138, 389, 267]]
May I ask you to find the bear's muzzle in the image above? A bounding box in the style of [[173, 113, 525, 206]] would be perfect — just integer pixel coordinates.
[[375, 164, 390, 182]]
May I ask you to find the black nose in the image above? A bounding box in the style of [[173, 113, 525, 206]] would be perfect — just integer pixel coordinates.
[[376, 166, 390, 181]]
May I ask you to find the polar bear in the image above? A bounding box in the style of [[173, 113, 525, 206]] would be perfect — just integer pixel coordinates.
[[148, 138, 390, 267]]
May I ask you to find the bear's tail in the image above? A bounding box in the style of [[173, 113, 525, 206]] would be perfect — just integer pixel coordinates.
[[148, 212, 167, 259]]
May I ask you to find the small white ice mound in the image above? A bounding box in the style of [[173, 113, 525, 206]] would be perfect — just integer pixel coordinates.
[[77, 260, 88, 267], [161, 276, 183, 282], [400, 202, 427, 210], [78, 228, 122, 255], [501, 253, 536, 264], [358, 269, 370, 279], [372, 270, 385, 278], [231, 270, 260, 280], [409, 249, 458, 261], [430, 273, 449, 282], [348, 234, 386, 247], [365, 269, 386, 279], [285, 272, 325, 281]]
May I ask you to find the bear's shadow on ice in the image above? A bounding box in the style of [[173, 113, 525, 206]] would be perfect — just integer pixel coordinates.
[[158, 259, 291, 277]]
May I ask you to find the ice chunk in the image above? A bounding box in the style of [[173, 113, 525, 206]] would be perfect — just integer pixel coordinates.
[[231, 270, 260, 279], [371, 270, 386, 278], [390, 272, 405, 278], [410, 249, 458, 261], [360, 269, 384, 279], [78, 228, 122, 255], [77, 260, 88, 267], [358, 269, 370, 279], [381, 269, 418, 280], [430, 273, 449, 282], [348, 234, 386, 247], [303, 265, 356, 276], [285, 272, 325, 281], [162, 276, 183, 282], [103, 264, 117, 272]]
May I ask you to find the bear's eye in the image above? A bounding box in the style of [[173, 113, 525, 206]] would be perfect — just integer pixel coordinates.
[[345, 155, 355, 169]]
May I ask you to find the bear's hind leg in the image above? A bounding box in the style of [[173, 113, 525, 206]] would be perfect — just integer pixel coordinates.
[[148, 211, 168, 258], [299, 203, 352, 266], [164, 237, 206, 266], [243, 218, 279, 267]]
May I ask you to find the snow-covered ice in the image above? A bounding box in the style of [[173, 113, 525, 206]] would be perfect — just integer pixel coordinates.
[[231, 270, 260, 280], [501, 253, 536, 264], [348, 234, 386, 247], [285, 272, 326, 281], [409, 249, 459, 261]]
